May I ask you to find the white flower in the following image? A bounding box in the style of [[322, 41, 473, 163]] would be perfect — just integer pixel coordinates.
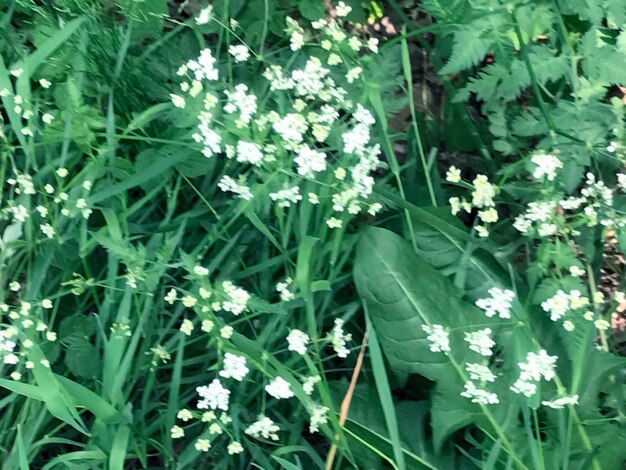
[[471, 175, 497, 208], [569, 266, 585, 277], [510, 378, 537, 397], [542, 394, 579, 409], [346, 66, 362, 84], [475, 226, 489, 238], [39, 78, 52, 88], [302, 375, 320, 395], [265, 377, 294, 399], [276, 277, 294, 302], [476, 287, 515, 319], [196, 5, 213, 24], [478, 208, 498, 223], [270, 186, 303, 208], [519, 349, 558, 382], [273, 113, 307, 146], [367, 38, 379, 53], [329, 319, 352, 357], [221, 281, 250, 315], [287, 329, 309, 355], [336, 1, 352, 16], [218, 176, 253, 200], [236, 141, 264, 165], [326, 217, 343, 229], [460, 381, 499, 405], [195, 439, 211, 452], [294, 146, 327, 176], [229, 45, 250, 62], [465, 363, 496, 382], [201, 319, 214, 332], [219, 353, 249, 381], [186, 48, 219, 81], [171, 425, 184, 438], [308, 404, 329, 433], [182, 295, 197, 308], [595, 319, 610, 330], [40, 223, 55, 239], [177, 409, 193, 421], [446, 166, 461, 183], [464, 328, 495, 356], [541, 290, 570, 321], [170, 94, 186, 108], [220, 325, 234, 339], [42, 113, 54, 124], [224, 84, 257, 125], [197, 379, 230, 411], [245, 416, 280, 440], [227, 441, 244, 455], [180, 319, 194, 335], [164, 289, 178, 304], [193, 265, 209, 276], [343, 123, 370, 155], [531, 153, 562, 181], [421, 324, 450, 353]]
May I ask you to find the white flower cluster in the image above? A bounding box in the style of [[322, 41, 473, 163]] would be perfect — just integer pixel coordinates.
[[531, 153, 563, 181], [513, 200, 559, 236], [173, 17, 385, 230], [0, 296, 57, 380], [197, 379, 230, 411], [219, 353, 249, 381], [541, 394, 579, 409], [464, 328, 495, 357], [540, 289, 589, 322], [245, 416, 280, 441], [265, 376, 294, 399], [221, 281, 250, 316], [4, 169, 93, 241], [422, 324, 450, 353], [308, 403, 329, 433], [276, 277, 294, 302], [328, 319, 352, 357], [460, 380, 499, 405], [164, 276, 250, 331], [448, 173, 499, 237], [514, 171, 625, 239], [475, 287, 515, 319], [0, 83, 58, 139], [287, 329, 310, 355], [510, 349, 558, 397]]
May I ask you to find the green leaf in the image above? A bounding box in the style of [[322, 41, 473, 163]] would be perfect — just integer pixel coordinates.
[[411, 209, 511, 301], [440, 28, 493, 75], [59, 314, 96, 340], [354, 227, 494, 449], [298, 1, 325, 20], [64, 337, 101, 379]]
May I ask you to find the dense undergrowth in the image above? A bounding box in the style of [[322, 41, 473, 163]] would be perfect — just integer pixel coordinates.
[[1, 0, 626, 468]]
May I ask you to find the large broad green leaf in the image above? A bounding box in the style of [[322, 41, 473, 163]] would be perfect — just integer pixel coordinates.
[[354, 226, 481, 379], [354, 227, 522, 451], [411, 209, 511, 302]]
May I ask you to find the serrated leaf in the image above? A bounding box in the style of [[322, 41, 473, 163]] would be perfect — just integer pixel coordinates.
[[440, 28, 492, 75]]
